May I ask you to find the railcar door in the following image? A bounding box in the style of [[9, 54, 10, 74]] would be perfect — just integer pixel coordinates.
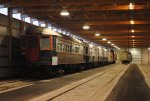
[[27, 35, 40, 63]]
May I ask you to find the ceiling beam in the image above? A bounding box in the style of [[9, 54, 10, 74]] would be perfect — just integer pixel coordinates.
[[3, 0, 149, 7], [16, 5, 147, 13]]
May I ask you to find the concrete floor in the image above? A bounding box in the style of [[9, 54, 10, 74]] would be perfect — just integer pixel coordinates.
[[105, 64, 150, 101], [0, 64, 117, 101], [0, 64, 150, 101]]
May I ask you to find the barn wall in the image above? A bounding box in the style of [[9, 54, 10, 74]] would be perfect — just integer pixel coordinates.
[[119, 48, 150, 64], [129, 48, 142, 64], [0, 14, 9, 77], [141, 48, 150, 64], [0, 14, 32, 78]]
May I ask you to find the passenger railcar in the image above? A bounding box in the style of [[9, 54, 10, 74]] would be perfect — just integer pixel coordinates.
[[21, 26, 115, 73], [117, 51, 132, 64]]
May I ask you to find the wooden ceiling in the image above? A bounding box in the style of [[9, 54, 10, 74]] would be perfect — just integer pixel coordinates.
[[1, 0, 150, 48]]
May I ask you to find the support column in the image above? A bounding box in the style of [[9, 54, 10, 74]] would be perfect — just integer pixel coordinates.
[[8, 8, 12, 77]]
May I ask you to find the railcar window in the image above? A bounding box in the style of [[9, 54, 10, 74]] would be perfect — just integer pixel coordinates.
[[72, 46, 74, 52], [67, 45, 68, 52], [62, 44, 65, 52], [68, 45, 70, 52], [74, 45, 80, 53], [60, 43, 62, 51], [66, 45, 68, 52], [40, 37, 50, 49], [89, 48, 92, 55], [65, 45, 68, 52], [28, 36, 38, 48], [75, 46, 77, 53], [85, 47, 88, 54], [69, 46, 72, 52], [57, 43, 60, 51], [83, 46, 85, 54], [75, 47, 79, 53]]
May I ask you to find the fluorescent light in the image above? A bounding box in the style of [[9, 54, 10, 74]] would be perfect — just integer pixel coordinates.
[[83, 25, 90, 30], [129, 3, 134, 10], [60, 9, 70, 16], [102, 38, 107, 41]]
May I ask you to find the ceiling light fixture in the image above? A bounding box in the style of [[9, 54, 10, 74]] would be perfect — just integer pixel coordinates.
[[130, 20, 134, 25], [95, 32, 100, 36], [60, 8, 70, 16], [111, 43, 114, 46], [129, 3, 134, 10], [131, 29, 135, 33], [107, 41, 111, 44], [83, 25, 90, 30], [102, 38, 107, 41], [132, 36, 135, 38]]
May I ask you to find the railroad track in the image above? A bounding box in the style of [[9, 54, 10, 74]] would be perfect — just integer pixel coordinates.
[[0, 79, 33, 93], [31, 64, 129, 101], [0, 64, 118, 94]]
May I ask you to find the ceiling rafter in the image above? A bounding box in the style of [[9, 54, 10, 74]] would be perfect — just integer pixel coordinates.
[[0, 0, 150, 48]]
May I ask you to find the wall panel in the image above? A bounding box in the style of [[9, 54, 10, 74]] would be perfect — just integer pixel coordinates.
[[0, 47, 8, 56], [0, 14, 8, 26], [141, 48, 149, 64], [0, 68, 9, 77], [0, 26, 8, 36], [0, 37, 9, 46], [12, 29, 20, 38], [12, 19, 20, 29], [0, 14, 9, 78], [0, 58, 8, 67], [129, 48, 141, 64]]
